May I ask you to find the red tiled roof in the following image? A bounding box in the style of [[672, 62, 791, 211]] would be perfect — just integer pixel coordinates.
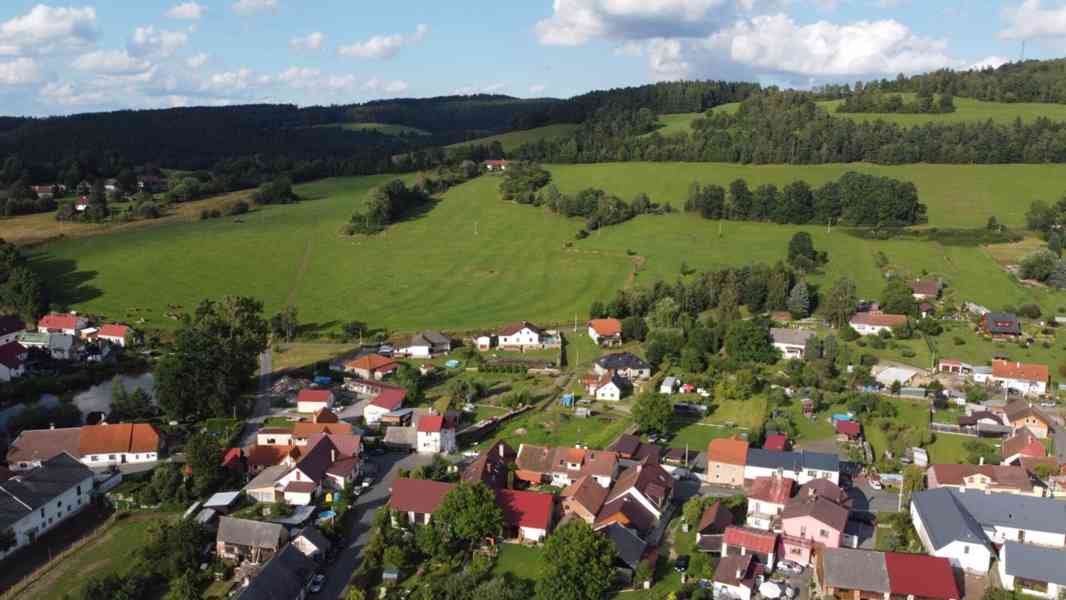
[[698, 501, 733, 534], [1002, 429, 1047, 459], [748, 476, 795, 504], [909, 279, 940, 297], [77, 423, 160, 455], [292, 422, 352, 438], [346, 353, 397, 372], [884, 552, 959, 600], [284, 481, 316, 494], [418, 415, 443, 433], [388, 478, 454, 515], [835, 420, 861, 437], [97, 324, 129, 339], [37, 313, 81, 331], [588, 319, 622, 337], [723, 526, 778, 555], [297, 389, 332, 404], [247, 445, 301, 468], [992, 360, 1049, 383], [497, 489, 553, 531], [708, 437, 748, 466], [369, 388, 406, 410], [763, 434, 788, 451], [850, 311, 908, 328], [484, 159, 510, 166]]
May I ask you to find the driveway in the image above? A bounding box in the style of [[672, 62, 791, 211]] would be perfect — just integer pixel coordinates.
[[316, 451, 434, 600]]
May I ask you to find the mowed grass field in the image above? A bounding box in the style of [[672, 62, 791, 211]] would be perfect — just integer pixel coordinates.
[[23, 161, 1066, 332], [447, 123, 580, 152]]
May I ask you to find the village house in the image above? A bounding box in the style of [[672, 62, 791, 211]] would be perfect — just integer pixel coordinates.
[[16, 331, 75, 360], [483, 159, 510, 171], [561, 476, 608, 524], [415, 415, 457, 454], [848, 311, 909, 336], [745, 475, 795, 530], [496, 320, 545, 350], [593, 352, 652, 380], [911, 488, 1066, 574], [602, 462, 674, 521], [1003, 400, 1055, 438], [462, 440, 515, 489], [587, 318, 623, 347], [834, 419, 862, 442], [981, 311, 1022, 338], [291, 421, 353, 445], [659, 376, 678, 395], [594, 493, 658, 537], [713, 554, 757, 600], [515, 444, 619, 488], [721, 526, 778, 571], [696, 501, 733, 552], [927, 463, 1043, 497], [602, 523, 651, 577], [243, 434, 361, 505], [990, 361, 1050, 397], [938, 358, 975, 376], [216, 517, 288, 564], [1002, 429, 1048, 465], [780, 496, 849, 565], [363, 387, 406, 425], [910, 278, 942, 301], [388, 477, 454, 525], [96, 324, 131, 347], [235, 543, 315, 600], [770, 328, 816, 359], [606, 434, 663, 468], [743, 448, 840, 485], [0, 453, 94, 560], [998, 542, 1066, 599], [295, 389, 334, 413], [583, 370, 626, 401], [705, 437, 748, 487], [795, 479, 849, 506], [398, 330, 452, 358], [496, 488, 554, 542], [816, 548, 960, 600], [344, 353, 399, 380], [0, 340, 26, 382], [36, 313, 88, 336], [8, 423, 162, 470]]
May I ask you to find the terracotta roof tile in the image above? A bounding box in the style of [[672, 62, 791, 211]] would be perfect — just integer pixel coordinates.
[[388, 478, 454, 515], [588, 319, 622, 337], [708, 437, 749, 466]]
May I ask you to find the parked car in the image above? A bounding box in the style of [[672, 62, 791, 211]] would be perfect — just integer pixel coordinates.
[[674, 555, 689, 573], [776, 560, 803, 576]]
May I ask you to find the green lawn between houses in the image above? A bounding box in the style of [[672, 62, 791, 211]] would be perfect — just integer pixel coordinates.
[[28, 161, 1066, 335]]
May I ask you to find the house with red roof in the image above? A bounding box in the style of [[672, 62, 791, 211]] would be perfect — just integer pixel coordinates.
[[849, 311, 908, 336], [587, 318, 622, 347], [416, 415, 456, 454], [721, 526, 779, 571], [835, 419, 862, 441], [483, 159, 510, 172], [363, 387, 407, 425], [296, 389, 334, 413], [36, 313, 88, 336], [818, 548, 959, 600], [388, 478, 455, 525], [344, 353, 399, 381], [745, 475, 795, 530], [97, 324, 132, 347], [762, 434, 789, 452], [991, 361, 1050, 397], [1001, 429, 1048, 465], [497, 489, 554, 542]]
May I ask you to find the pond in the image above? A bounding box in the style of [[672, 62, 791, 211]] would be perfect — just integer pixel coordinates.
[[0, 373, 155, 429]]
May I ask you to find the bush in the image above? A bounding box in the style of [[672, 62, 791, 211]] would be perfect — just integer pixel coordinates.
[[952, 336, 965, 345], [868, 336, 885, 350], [860, 354, 879, 366], [899, 347, 916, 358], [210, 209, 221, 218], [840, 326, 860, 341], [199, 209, 210, 220], [575, 229, 589, 240], [1018, 303, 1042, 319], [226, 200, 249, 216]]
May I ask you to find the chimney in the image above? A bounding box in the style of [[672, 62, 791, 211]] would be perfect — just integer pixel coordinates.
[[979, 456, 985, 465], [736, 569, 744, 580], [49, 422, 55, 430], [331, 449, 336, 463]]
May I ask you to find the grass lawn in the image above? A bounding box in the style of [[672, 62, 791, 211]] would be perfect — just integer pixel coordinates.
[[447, 124, 580, 153], [669, 417, 739, 450], [489, 406, 631, 451], [706, 396, 768, 430], [928, 433, 996, 463], [864, 399, 930, 463], [271, 341, 358, 373], [491, 543, 543, 581], [647, 113, 704, 137], [22, 511, 177, 600]]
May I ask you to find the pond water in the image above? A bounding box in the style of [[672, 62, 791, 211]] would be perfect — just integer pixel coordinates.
[[0, 373, 155, 429]]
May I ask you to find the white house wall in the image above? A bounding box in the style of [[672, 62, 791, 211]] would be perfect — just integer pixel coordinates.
[[1, 473, 93, 560]]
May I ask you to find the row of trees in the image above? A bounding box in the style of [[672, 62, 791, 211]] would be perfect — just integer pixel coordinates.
[[348, 180, 433, 235], [874, 59, 1066, 104], [0, 238, 47, 322], [836, 91, 955, 114], [513, 90, 1066, 165], [684, 171, 926, 226]]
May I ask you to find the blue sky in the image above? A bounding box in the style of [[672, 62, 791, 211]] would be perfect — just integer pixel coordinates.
[[0, 1, 1062, 116]]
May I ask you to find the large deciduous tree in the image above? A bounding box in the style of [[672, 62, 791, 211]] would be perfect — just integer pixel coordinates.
[[724, 320, 778, 364], [632, 392, 674, 434], [155, 296, 268, 420], [535, 521, 615, 600], [434, 482, 503, 551], [823, 277, 857, 328]]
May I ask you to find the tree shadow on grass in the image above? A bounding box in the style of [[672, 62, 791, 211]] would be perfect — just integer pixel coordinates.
[[27, 254, 101, 308]]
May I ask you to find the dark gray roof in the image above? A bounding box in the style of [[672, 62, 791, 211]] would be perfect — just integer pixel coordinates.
[[415, 330, 450, 346], [217, 517, 286, 550], [745, 448, 839, 473], [0, 453, 93, 530], [237, 544, 315, 600], [1003, 542, 1066, 586], [821, 548, 890, 593], [984, 312, 1021, 335], [909, 489, 988, 550], [603, 523, 646, 570], [295, 526, 331, 553], [595, 352, 649, 371], [770, 328, 816, 346]]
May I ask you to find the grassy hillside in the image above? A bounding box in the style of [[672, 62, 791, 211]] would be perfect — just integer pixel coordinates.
[[446, 123, 579, 152], [29, 162, 1066, 333], [711, 94, 1066, 125], [547, 162, 1064, 229], [314, 122, 430, 136], [647, 112, 703, 136]]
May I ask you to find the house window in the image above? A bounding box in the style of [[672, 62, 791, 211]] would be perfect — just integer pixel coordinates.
[[40, 508, 44, 517], [820, 529, 828, 538], [76, 486, 81, 495], [800, 526, 807, 536], [109, 455, 115, 460], [963, 546, 969, 554]]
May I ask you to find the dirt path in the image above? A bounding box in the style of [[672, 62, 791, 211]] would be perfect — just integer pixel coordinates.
[[284, 237, 314, 308]]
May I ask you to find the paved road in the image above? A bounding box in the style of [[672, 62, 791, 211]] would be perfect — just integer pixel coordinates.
[[317, 451, 434, 600]]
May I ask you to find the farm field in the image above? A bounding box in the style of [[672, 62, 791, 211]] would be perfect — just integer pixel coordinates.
[[446, 123, 579, 152], [647, 112, 703, 136], [25, 162, 1066, 333], [711, 94, 1066, 125]]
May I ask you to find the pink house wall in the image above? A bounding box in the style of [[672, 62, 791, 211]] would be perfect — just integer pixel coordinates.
[[782, 515, 843, 548]]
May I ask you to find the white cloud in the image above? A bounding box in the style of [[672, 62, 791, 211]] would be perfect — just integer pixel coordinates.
[[73, 49, 151, 75], [0, 57, 40, 85], [647, 38, 689, 78], [535, 0, 767, 46], [1001, 0, 1066, 40], [290, 31, 325, 50], [813, 0, 839, 11], [129, 26, 189, 58], [326, 74, 356, 90], [968, 56, 1010, 71], [364, 77, 409, 94], [0, 5, 97, 55], [232, 0, 279, 16], [202, 68, 260, 92], [186, 52, 209, 68], [704, 14, 958, 77], [338, 24, 428, 59], [530, 83, 547, 94], [165, 2, 206, 20], [278, 66, 321, 88], [39, 81, 106, 106]]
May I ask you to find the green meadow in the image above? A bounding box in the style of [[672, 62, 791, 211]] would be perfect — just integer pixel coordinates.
[[315, 122, 431, 136], [446, 123, 580, 152], [26, 162, 1066, 333]]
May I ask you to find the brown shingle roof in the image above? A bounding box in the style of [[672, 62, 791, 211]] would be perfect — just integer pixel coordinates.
[[748, 475, 795, 504], [516, 444, 553, 474], [929, 463, 1034, 492], [462, 441, 516, 489], [497, 320, 542, 336], [562, 475, 607, 516], [595, 494, 657, 535], [698, 501, 733, 534], [388, 478, 454, 515], [782, 496, 848, 532], [6, 428, 81, 465], [608, 463, 673, 507]]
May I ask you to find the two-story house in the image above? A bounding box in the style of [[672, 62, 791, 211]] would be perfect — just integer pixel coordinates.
[[0, 453, 94, 560], [216, 517, 287, 564], [416, 415, 457, 454]]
